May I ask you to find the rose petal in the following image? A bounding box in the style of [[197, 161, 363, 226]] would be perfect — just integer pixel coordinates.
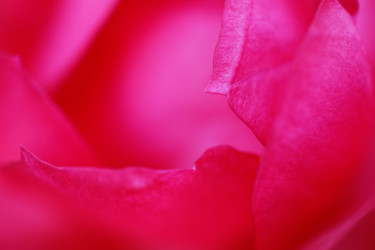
[[54, 0, 263, 169], [207, 0, 320, 144], [0, 162, 127, 250], [302, 198, 375, 250], [252, 0, 374, 249], [0, 53, 97, 166], [22, 145, 259, 249], [302, 141, 375, 249], [357, 0, 375, 73], [339, 0, 359, 15], [0, 0, 117, 92], [331, 206, 375, 250]]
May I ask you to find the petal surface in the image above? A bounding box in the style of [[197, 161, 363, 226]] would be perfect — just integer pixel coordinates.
[[54, 0, 262, 169], [357, 0, 375, 74], [207, 0, 321, 144], [23, 145, 259, 249], [0, 162, 127, 250], [252, 0, 374, 249], [207, 0, 319, 94], [0, 53, 97, 166], [209, 0, 360, 145], [0, 0, 117, 92]]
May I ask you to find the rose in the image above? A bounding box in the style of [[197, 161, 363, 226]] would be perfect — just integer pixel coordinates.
[[0, 0, 262, 248], [0, 0, 263, 168], [208, 0, 375, 248], [0, 0, 375, 250]]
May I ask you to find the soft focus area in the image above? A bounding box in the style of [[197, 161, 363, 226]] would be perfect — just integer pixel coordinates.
[[0, 0, 375, 249]]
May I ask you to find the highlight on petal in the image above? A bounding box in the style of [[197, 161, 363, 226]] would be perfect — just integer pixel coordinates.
[[302, 145, 375, 249], [252, 0, 374, 249], [0, 0, 118, 92], [331, 206, 375, 250], [357, 0, 375, 72], [54, 0, 263, 169], [302, 199, 375, 250], [22, 145, 259, 249], [0, 53, 97, 166]]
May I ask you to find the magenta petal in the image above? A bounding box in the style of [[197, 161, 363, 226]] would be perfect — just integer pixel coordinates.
[[330, 206, 375, 250], [208, 0, 320, 143], [0, 0, 117, 92], [339, 0, 359, 15], [0, 53, 97, 166], [302, 199, 375, 249], [357, 0, 375, 73], [54, 0, 262, 169], [22, 145, 259, 249], [252, 0, 374, 249], [0, 162, 128, 250]]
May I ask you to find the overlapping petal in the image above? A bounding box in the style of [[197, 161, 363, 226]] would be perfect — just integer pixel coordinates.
[[23, 145, 259, 249], [0, 53, 97, 166], [53, 0, 262, 169], [0, 162, 127, 250], [206, 0, 374, 248], [0, 0, 117, 92], [207, 0, 321, 143], [251, 0, 374, 249]]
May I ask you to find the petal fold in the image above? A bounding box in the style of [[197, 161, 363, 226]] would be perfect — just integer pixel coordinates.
[[0, 0, 118, 92], [252, 0, 374, 248], [0, 53, 97, 166], [22, 145, 259, 249]]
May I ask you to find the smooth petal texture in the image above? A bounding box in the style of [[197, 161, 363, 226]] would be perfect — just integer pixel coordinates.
[[302, 197, 375, 249], [252, 0, 374, 249], [357, 0, 375, 73], [331, 206, 375, 250], [23, 145, 259, 249], [0, 0, 117, 92], [0, 53, 97, 166], [0, 162, 127, 250], [54, 0, 262, 169]]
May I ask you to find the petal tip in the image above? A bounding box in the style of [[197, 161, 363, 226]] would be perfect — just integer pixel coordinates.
[[204, 81, 229, 95]]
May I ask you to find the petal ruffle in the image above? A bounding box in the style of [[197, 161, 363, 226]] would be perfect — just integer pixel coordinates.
[[23, 145, 259, 249]]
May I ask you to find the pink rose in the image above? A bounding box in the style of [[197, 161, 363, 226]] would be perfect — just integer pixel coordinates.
[[0, 0, 374, 249]]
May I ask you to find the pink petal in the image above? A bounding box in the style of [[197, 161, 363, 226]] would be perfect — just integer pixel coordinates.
[[303, 145, 375, 249], [330, 206, 375, 250], [54, 0, 262, 169], [339, 0, 359, 15], [22, 145, 259, 249], [357, 0, 375, 73], [302, 199, 375, 249], [207, 0, 320, 143], [0, 53, 97, 166], [0, 162, 127, 250], [0, 0, 117, 92], [252, 0, 374, 249]]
